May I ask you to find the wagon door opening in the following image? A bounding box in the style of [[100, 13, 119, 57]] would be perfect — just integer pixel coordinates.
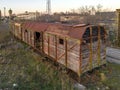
[[35, 32, 42, 50], [24, 29, 28, 43]]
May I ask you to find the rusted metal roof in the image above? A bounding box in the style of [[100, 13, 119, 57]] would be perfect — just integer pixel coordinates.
[[69, 27, 87, 39], [22, 22, 48, 32], [45, 23, 72, 37], [21, 22, 102, 40], [46, 23, 91, 39], [31, 22, 48, 32]]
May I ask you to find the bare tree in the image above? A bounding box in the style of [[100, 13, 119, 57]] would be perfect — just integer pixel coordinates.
[[96, 4, 103, 13], [78, 5, 96, 15], [91, 6, 96, 15], [8, 9, 12, 17], [70, 9, 76, 14], [78, 6, 86, 15]]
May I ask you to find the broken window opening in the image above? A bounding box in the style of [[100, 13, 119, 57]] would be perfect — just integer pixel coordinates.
[[83, 27, 90, 39], [92, 26, 98, 36], [25, 29, 28, 32], [100, 26, 106, 40], [83, 28, 90, 43], [59, 38, 64, 45], [92, 37, 98, 42], [100, 26, 105, 35]]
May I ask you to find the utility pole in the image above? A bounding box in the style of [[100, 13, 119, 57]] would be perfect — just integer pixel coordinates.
[[46, 0, 51, 15], [4, 7, 6, 17]]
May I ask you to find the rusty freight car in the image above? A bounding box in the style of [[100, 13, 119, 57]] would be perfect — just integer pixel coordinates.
[[12, 22, 107, 76]]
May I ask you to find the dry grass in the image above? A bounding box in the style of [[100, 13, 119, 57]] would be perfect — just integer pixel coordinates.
[[0, 41, 74, 90], [0, 22, 74, 90], [0, 22, 120, 90]]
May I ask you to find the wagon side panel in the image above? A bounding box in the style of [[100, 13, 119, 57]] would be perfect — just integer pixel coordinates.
[[67, 39, 80, 74]]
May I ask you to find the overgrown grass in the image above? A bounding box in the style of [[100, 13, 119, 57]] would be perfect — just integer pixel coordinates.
[[0, 22, 120, 90], [103, 63, 120, 90], [0, 31, 10, 43], [0, 23, 74, 90], [83, 63, 120, 90], [1, 39, 119, 90], [0, 41, 74, 90]]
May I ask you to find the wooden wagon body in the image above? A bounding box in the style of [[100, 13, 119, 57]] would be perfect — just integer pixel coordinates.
[[12, 22, 107, 76]]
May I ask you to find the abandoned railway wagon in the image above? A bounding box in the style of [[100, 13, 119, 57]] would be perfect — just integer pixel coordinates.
[[11, 22, 107, 76]]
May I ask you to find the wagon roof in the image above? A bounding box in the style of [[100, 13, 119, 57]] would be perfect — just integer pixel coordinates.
[[46, 23, 88, 39], [22, 22, 49, 32], [21, 22, 98, 39]]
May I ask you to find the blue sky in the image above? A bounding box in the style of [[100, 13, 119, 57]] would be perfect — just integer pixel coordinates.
[[0, 0, 120, 15]]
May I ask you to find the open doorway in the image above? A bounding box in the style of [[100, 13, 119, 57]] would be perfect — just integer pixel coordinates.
[[35, 32, 41, 49], [24, 29, 28, 43]]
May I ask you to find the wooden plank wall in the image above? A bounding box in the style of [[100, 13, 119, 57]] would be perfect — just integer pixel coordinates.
[[81, 42, 90, 73], [43, 32, 81, 75], [67, 39, 80, 74], [13, 24, 106, 76], [81, 26, 106, 74]]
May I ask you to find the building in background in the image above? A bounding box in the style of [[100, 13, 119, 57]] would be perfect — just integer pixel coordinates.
[[60, 14, 84, 24], [15, 12, 40, 21]]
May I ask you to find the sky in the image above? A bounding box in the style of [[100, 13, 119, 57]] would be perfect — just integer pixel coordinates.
[[0, 0, 120, 15]]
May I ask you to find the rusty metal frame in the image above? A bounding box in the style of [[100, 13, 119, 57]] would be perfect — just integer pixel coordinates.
[[80, 39, 90, 73], [27, 31, 29, 43], [65, 39, 68, 67], [24, 30, 26, 42], [48, 34, 50, 56], [100, 26, 107, 64], [55, 35, 58, 61], [79, 40, 82, 76], [33, 32, 36, 48], [97, 26, 101, 66], [89, 26, 93, 70], [104, 26, 107, 59], [39, 32, 41, 50], [42, 32, 44, 53], [20, 27, 23, 40], [31, 31, 34, 47], [30, 30, 32, 46], [28, 31, 30, 45]]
